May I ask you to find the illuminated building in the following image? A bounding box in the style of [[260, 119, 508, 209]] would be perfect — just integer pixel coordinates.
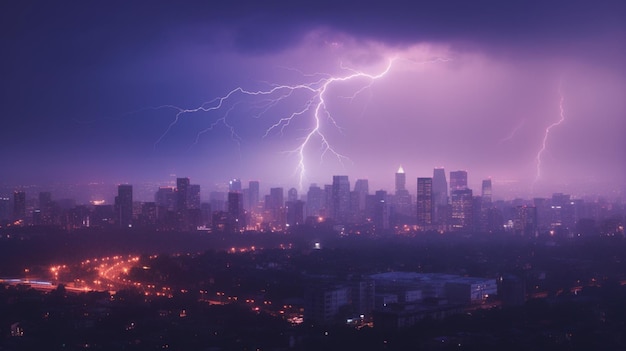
[[286, 200, 304, 226], [229, 178, 242, 192], [331, 175, 351, 223], [0, 196, 10, 222], [449, 170, 468, 191], [115, 185, 133, 228], [228, 191, 244, 232], [450, 188, 473, 230], [395, 166, 406, 192], [514, 205, 537, 236], [416, 177, 433, 226], [394, 166, 412, 221], [306, 184, 323, 217], [481, 179, 492, 204], [188, 184, 201, 209]]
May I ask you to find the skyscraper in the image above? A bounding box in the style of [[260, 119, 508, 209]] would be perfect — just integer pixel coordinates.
[[176, 177, 190, 212], [449, 170, 468, 191], [248, 180, 260, 213], [417, 177, 433, 226], [188, 184, 201, 209], [373, 190, 390, 231], [394, 167, 412, 220], [331, 176, 351, 223], [287, 188, 298, 203], [450, 188, 473, 230], [432, 168, 448, 225], [305, 184, 321, 218], [13, 191, 26, 222], [115, 185, 133, 228], [395, 166, 406, 192], [481, 179, 492, 204], [229, 178, 242, 193], [228, 191, 244, 232]]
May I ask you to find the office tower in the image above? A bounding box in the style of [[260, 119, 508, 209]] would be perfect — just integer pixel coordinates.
[[395, 166, 406, 192], [229, 178, 242, 192], [176, 177, 190, 212], [266, 187, 284, 226], [394, 167, 412, 220], [38, 191, 53, 225], [286, 199, 305, 226], [155, 186, 176, 220], [0, 196, 10, 222], [307, 184, 323, 217], [228, 191, 244, 232], [332, 175, 351, 223], [188, 184, 201, 209], [479, 179, 493, 232], [417, 177, 433, 226], [13, 191, 26, 221], [115, 185, 133, 228], [450, 188, 473, 230], [210, 191, 227, 212], [287, 188, 298, 203], [481, 179, 492, 204], [324, 184, 333, 215], [373, 190, 390, 231], [248, 181, 260, 213], [514, 205, 537, 236], [353, 179, 369, 221], [432, 168, 448, 224], [449, 170, 468, 191]]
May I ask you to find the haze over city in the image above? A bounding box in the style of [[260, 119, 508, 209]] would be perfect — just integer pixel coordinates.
[[2, 1, 624, 199]]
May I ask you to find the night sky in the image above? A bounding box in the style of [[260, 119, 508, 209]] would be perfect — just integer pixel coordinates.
[[2, 1, 625, 198]]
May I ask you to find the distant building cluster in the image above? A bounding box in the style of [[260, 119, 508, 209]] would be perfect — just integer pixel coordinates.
[[0, 168, 624, 237]]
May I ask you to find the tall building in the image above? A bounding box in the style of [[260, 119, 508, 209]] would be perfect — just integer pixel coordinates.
[[353, 179, 369, 222], [416, 177, 433, 226], [248, 180, 260, 213], [432, 168, 448, 225], [286, 200, 305, 227], [449, 170, 468, 192], [373, 190, 390, 231], [38, 191, 53, 225], [287, 188, 298, 203], [394, 167, 412, 220], [115, 185, 133, 228], [188, 184, 201, 209], [395, 166, 406, 192], [228, 191, 244, 232], [13, 191, 26, 222], [306, 184, 323, 217], [266, 187, 284, 226], [229, 178, 242, 193], [176, 177, 190, 212], [331, 175, 351, 223], [481, 179, 492, 204], [450, 188, 473, 230]]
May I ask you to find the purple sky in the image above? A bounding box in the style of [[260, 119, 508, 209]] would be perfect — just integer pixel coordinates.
[[2, 1, 625, 199]]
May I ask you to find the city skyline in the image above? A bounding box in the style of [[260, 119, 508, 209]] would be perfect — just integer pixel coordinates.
[[2, 1, 624, 199]]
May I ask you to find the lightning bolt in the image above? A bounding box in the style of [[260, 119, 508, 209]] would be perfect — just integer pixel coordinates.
[[533, 82, 566, 190], [154, 56, 447, 190], [498, 119, 526, 144]]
